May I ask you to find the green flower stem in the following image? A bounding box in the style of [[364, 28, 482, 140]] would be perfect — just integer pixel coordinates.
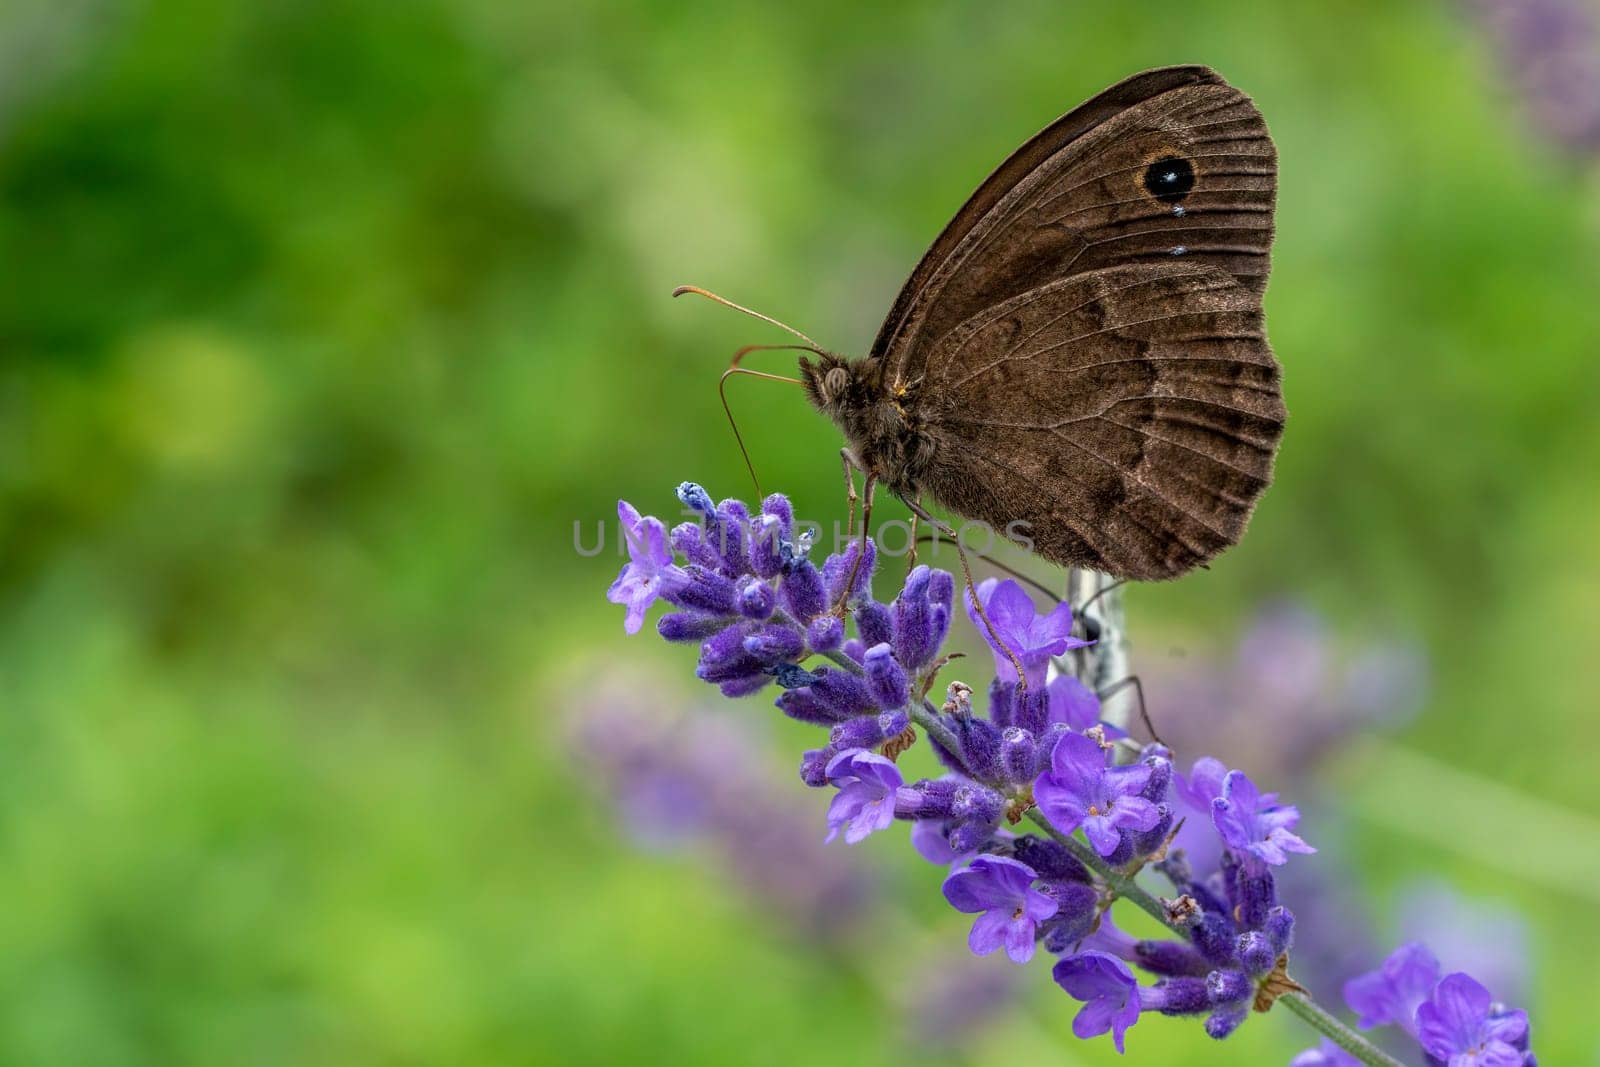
[[821, 646, 965, 758], [910, 700, 964, 762], [823, 649, 861, 674], [1278, 994, 1405, 1067], [1022, 809, 1172, 928], [1022, 809, 1404, 1067], [820, 649, 965, 757]]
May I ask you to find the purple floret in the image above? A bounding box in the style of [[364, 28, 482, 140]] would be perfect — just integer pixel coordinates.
[[1415, 972, 1531, 1067], [607, 500, 689, 633], [1344, 941, 1440, 1035], [941, 855, 1058, 964], [1211, 770, 1316, 868], [1034, 731, 1161, 857], [1174, 756, 1230, 813], [824, 749, 903, 844], [1289, 1039, 1364, 1067], [1053, 951, 1142, 1053], [964, 578, 1090, 689]]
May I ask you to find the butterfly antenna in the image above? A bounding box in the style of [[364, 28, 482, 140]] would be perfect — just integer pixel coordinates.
[[672, 285, 821, 348], [716, 345, 815, 499], [1098, 674, 1165, 749]]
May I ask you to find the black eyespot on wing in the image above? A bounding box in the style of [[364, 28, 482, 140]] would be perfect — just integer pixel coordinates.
[[1143, 155, 1195, 203]]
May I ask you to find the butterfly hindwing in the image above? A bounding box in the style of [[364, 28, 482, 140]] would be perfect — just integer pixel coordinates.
[[914, 263, 1284, 578]]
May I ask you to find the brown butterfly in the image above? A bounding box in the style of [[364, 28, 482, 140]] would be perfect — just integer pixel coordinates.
[[686, 66, 1284, 581]]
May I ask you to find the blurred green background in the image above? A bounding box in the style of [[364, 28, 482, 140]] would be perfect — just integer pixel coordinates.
[[2, 0, 1598, 1063]]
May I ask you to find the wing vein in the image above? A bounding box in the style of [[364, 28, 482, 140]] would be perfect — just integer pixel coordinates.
[[1044, 425, 1231, 542], [949, 303, 1254, 389], [1095, 413, 1270, 479]]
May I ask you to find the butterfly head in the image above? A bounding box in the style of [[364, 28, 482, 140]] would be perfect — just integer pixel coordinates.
[[798, 353, 884, 417]]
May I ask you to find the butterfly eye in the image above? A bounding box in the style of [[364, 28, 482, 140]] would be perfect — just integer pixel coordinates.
[[1143, 155, 1195, 203], [824, 366, 850, 398]]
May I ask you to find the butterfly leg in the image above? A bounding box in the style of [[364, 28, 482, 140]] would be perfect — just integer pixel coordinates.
[[900, 497, 1028, 690], [838, 470, 876, 614], [905, 505, 920, 572], [839, 448, 858, 538], [1075, 578, 1129, 636], [833, 472, 876, 617], [1098, 674, 1164, 748]]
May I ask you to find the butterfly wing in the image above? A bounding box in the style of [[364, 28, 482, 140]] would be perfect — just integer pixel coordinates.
[[914, 262, 1283, 579], [876, 67, 1282, 578]]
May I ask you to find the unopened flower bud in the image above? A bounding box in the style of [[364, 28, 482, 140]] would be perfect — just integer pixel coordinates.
[[806, 614, 844, 653], [1206, 968, 1252, 1005], [775, 688, 841, 725], [1204, 1004, 1249, 1039], [1190, 912, 1239, 967], [658, 612, 726, 643], [1237, 931, 1275, 978], [799, 748, 832, 787], [951, 783, 1005, 824], [855, 600, 893, 648], [742, 623, 804, 664], [863, 643, 909, 708], [1134, 939, 1212, 978], [1263, 906, 1295, 954], [830, 715, 889, 751], [1140, 754, 1173, 803], [780, 560, 827, 621], [809, 667, 877, 717], [947, 818, 995, 854], [671, 567, 738, 616], [1012, 835, 1090, 883], [736, 577, 776, 619], [999, 727, 1038, 784]]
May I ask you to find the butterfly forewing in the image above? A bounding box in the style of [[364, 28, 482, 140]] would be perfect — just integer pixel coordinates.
[[870, 65, 1230, 362], [872, 67, 1284, 579], [885, 78, 1276, 383]]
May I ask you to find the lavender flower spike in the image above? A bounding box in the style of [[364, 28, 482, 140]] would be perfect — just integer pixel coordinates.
[[941, 855, 1058, 964], [1211, 769, 1315, 867], [1034, 731, 1160, 856], [608, 500, 688, 633], [601, 482, 1542, 1062], [964, 578, 1089, 689], [1415, 973, 1531, 1067], [824, 749, 903, 844]]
